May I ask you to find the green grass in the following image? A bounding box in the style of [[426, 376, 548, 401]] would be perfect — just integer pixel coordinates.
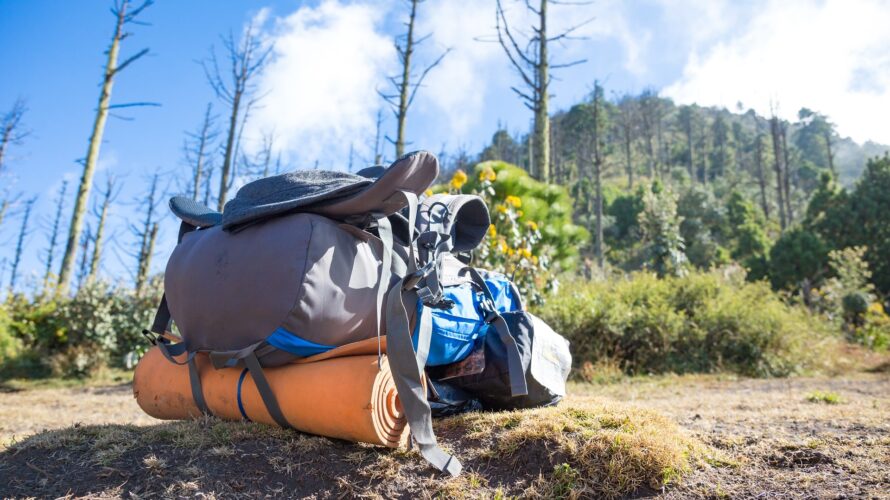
[[805, 390, 844, 405]]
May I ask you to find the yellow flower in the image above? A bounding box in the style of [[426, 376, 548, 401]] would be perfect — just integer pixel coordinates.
[[487, 224, 497, 237], [519, 248, 533, 259], [507, 248, 515, 256], [424, 189, 433, 197], [526, 221, 538, 231], [450, 169, 468, 191], [479, 167, 496, 182], [496, 205, 508, 214], [505, 195, 522, 208], [498, 241, 508, 253], [868, 302, 886, 315]]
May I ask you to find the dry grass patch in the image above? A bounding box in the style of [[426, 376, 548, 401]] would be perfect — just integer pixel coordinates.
[[1, 398, 709, 499]]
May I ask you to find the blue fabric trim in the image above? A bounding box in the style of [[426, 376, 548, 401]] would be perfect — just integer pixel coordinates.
[[266, 327, 335, 357], [236, 368, 251, 422]]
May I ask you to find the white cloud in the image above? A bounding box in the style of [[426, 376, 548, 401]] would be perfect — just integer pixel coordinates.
[[247, 0, 396, 169], [663, 0, 890, 144]]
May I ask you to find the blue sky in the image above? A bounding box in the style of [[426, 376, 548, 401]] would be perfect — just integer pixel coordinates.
[[1, 0, 889, 291]]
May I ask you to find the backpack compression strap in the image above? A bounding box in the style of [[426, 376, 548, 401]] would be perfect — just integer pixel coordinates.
[[143, 221, 212, 417], [465, 267, 529, 397], [381, 191, 462, 477]]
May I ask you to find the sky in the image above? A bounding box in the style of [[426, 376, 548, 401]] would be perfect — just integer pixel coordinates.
[[1, 0, 889, 290]]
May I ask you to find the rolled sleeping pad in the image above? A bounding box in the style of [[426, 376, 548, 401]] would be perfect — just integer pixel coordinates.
[[133, 344, 408, 448]]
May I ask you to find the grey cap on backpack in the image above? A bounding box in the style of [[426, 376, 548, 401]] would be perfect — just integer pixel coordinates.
[[221, 151, 439, 230]]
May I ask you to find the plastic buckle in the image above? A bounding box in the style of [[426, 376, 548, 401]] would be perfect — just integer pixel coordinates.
[[141, 329, 159, 346]]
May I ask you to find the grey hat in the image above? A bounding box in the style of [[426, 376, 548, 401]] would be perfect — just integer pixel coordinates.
[[212, 150, 438, 231]]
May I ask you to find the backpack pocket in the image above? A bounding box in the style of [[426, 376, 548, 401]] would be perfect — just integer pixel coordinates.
[[427, 311, 484, 366]]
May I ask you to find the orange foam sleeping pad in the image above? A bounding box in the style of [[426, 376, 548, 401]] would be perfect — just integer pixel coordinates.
[[133, 339, 408, 448]]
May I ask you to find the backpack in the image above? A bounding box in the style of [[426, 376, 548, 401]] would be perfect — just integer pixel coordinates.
[[143, 151, 540, 477]]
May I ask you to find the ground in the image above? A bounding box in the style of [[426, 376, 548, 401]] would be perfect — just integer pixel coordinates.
[[0, 370, 888, 499]]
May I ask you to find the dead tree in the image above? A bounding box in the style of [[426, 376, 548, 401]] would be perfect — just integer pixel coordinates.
[[637, 89, 662, 178], [753, 133, 770, 218], [43, 181, 69, 287], [58, 0, 154, 294], [133, 173, 163, 294], [780, 122, 794, 223], [0, 99, 29, 176], [769, 112, 787, 230], [9, 197, 36, 292], [614, 94, 636, 188], [76, 225, 92, 291], [373, 109, 384, 164], [678, 105, 696, 181], [495, 0, 590, 182], [203, 20, 272, 211], [590, 83, 607, 271], [257, 132, 275, 178], [88, 175, 120, 282], [183, 103, 218, 199], [380, 0, 451, 159]]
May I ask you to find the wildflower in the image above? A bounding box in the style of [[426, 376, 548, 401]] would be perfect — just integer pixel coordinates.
[[519, 248, 533, 259], [479, 167, 496, 182], [424, 189, 433, 197], [868, 302, 886, 315], [488, 224, 497, 237], [498, 241, 508, 254], [450, 169, 468, 191], [505, 195, 522, 208], [496, 205, 508, 214], [526, 221, 538, 231]]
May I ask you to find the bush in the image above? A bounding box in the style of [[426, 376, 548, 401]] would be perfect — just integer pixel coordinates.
[[1, 278, 161, 379], [537, 270, 835, 377]]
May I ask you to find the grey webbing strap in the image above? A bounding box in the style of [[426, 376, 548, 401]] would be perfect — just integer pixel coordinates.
[[385, 279, 461, 476], [466, 267, 528, 397], [374, 213, 393, 368], [243, 351, 292, 429], [156, 339, 190, 365], [187, 356, 211, 415]]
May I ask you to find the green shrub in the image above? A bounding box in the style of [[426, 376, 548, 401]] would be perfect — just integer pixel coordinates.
[[537, 270, 835, 377]]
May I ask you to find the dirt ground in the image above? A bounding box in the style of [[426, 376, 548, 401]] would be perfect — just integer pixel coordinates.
[[1, 372, 888, 498]]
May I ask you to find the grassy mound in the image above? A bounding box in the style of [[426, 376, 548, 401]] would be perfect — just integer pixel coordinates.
[[0, 398, 706, 499]]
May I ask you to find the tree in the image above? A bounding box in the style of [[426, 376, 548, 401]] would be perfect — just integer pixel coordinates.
[[637, 90, 664, 178], [768, 227, 828, 291], [753, 133, 770, 218], [495, 0, 589, 182], [203, 19, 272, 211], [709, 113, 733, 179], [183, 103, 218, 199], [43, 181, 69, 287], [614, 94, 637, 188], [132, 173, 162, 294], [88, 175, 119, 282], [379, 0, 450, 159], [849, 154, 890, 295], [58, 0, 154, 294], [0, 99, 28, 176], [769, 113, 787, 230], [639, 183, 687, 278], [10, 198, 36, 292], [677, 105, 697, 181]]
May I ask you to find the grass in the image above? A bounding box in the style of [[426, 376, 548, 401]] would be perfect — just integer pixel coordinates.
[[1, 398, 709, 499], [805, 390, 844, 404], [0, 366, 133, 391]]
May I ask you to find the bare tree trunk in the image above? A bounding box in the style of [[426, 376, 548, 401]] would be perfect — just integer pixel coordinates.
[[76, 225, 92, 291], [682, 109, 695, 181], [10, 198, 35, 292], [781, 123, 794, 223], [43, 181, 68, 287], [383, 0, 449, 160], [185, 103, 215, 199], [373, 109, 383, 164], [496, 0, 587, 183], [134, 174, 160, 294], [58, 0, 152, 294], [0, 99, 28, 175], [754, 134, 770, 218], [770, 115, 787, 230], [88, 176, 116, 282], [205, 22, 271, 211], [0, 199, 9, 229], [592, 95, 605, 271]]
